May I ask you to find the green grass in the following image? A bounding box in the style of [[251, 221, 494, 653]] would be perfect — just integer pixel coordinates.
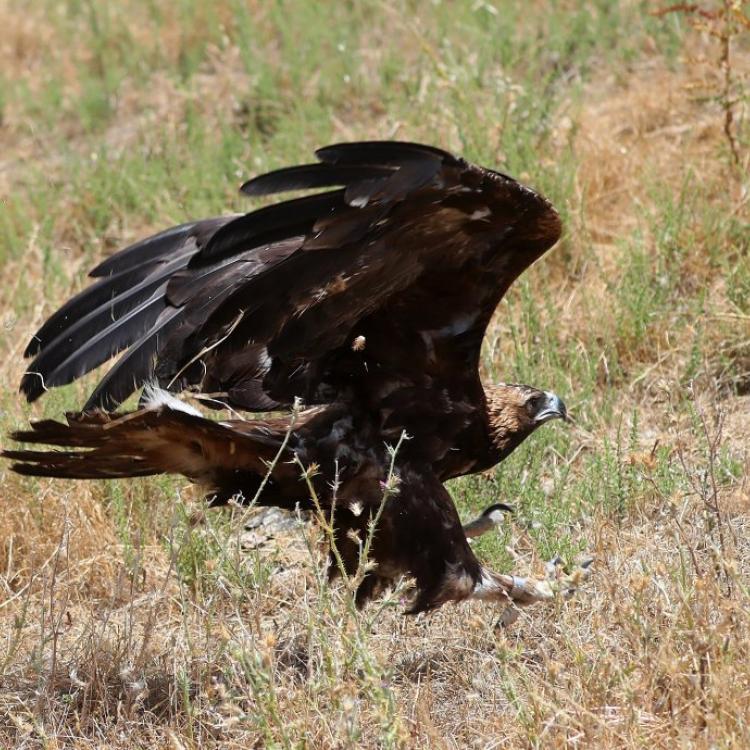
[[2, 1, 749, 747], [0, 0, 739, 600]]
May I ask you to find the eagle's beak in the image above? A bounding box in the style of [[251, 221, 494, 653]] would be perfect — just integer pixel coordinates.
[[536, 391, 568, 424]]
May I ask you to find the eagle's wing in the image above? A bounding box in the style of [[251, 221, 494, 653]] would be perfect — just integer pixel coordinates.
[[21, 141, 561, 412]]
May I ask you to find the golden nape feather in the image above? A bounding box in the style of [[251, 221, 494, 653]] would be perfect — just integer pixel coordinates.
[[4, 141, 590, 613]]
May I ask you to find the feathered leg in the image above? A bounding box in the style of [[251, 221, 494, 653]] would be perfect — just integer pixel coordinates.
[[461, 504, 594, 605]]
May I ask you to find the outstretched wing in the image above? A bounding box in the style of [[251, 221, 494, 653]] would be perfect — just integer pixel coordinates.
[[21, 141, 561, 412]]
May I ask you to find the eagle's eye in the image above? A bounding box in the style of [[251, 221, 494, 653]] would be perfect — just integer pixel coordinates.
[[526, 394, 544, 414]]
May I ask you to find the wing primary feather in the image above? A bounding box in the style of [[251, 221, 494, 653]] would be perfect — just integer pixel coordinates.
[[315, 141, 461, 166], [9, 419, 107, 447], [27, 217, 234, 356], [240, 164, 392, 197], [89, 216, 236, 278], [26, 252, 193, 367], [345, 158, 442, 207], [89, 221, 197, 277], [166, 237, 304, 307], [26, 263, 161, 358], [22, 289, 169, 402], [5, 454, 157, 479], [83, 307, 184, 411], [193, 189, 346, 264]]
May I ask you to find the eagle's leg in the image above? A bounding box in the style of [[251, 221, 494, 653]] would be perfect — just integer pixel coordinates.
[[472, 556, 594, 605], [461, 505, 592, 604], [340, 469, 591, 613]]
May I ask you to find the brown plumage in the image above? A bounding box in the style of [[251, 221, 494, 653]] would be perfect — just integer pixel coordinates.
[[4, 141, 580, 612]]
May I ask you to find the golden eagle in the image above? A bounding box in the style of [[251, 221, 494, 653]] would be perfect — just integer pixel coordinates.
[[5, 141, 589, 613]]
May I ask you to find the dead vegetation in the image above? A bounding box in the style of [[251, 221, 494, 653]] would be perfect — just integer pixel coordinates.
[[1, 1, 750, 747]]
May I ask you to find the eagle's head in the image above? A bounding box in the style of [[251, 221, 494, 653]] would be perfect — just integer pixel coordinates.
[[486, 383, 568, 458]]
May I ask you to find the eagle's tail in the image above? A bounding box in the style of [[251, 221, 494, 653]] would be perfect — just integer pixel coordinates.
[[3, 390, 279, 486]]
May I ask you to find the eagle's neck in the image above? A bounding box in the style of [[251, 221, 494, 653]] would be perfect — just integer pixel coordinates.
[[427, 384, 537, 481], [483, 384, 537, 463]]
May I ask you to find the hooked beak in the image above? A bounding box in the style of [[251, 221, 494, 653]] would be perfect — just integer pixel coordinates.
[[535, 391, 569, 424]]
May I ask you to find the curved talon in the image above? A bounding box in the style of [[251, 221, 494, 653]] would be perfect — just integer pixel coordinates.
[[473, 555, 594, 608], [545, 554, 564, 577], [518, 556, 594, 603], [552, 555, 595, 598], [463, 502, 514, 539]]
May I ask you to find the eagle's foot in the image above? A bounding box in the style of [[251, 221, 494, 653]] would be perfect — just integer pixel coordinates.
[[542, 554, 594, 599], [481, 555, 594, 608]]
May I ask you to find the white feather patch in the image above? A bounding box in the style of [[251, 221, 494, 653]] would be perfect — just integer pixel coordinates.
[[468, 207, 490, 220], [141, 383, 203, 418]]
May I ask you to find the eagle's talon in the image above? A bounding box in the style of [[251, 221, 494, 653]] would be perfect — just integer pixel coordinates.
[[544, 554, 564, 578], [463, 502, 514, 539], [550, 556, 594, 598]]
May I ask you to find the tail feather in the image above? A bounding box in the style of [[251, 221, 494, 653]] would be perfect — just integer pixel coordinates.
[[3, 399, 280, 485], [10, 413, 113, 447], [5, 449, 158, 479]]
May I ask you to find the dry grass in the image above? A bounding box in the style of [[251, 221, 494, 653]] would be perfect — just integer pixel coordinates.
[[1, 1, 750, 747]]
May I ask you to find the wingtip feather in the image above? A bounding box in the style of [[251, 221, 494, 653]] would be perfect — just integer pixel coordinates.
[[315, 140, 459, 166]]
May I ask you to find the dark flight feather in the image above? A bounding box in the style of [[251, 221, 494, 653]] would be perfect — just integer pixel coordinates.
[[82, 307, 184, 411], [241, 163, 393, 197], [90, 216, 234, 277], [24, 289, 167, 400], [193, 190, 346, 264], [315, 140, 461, 166], [24, 254, 190, 383], [25, 216, 234, 357], [26, 264, 164, 358]]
